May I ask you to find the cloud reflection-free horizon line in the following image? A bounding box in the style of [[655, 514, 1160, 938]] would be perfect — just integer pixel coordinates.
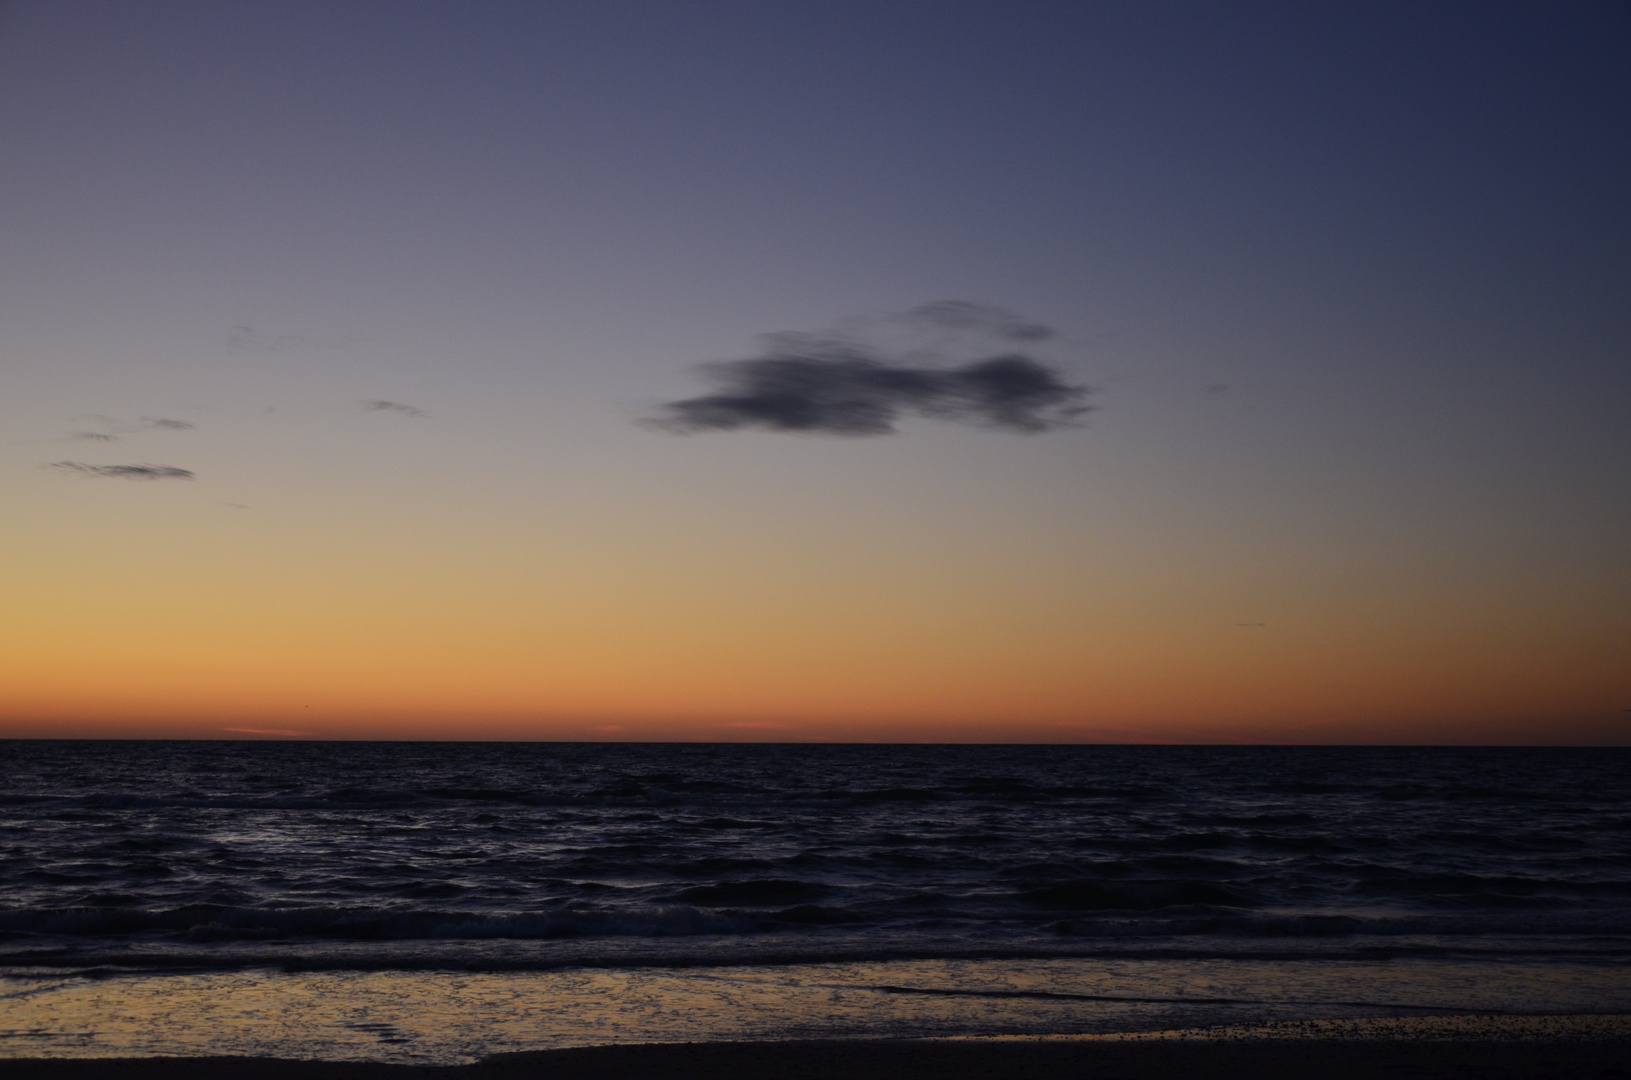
[[221, 727, 312, 738]]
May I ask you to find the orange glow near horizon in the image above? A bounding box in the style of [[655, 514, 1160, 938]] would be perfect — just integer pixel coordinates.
[[4, 572, 1625, 744], [4, 465, 1627, 745]]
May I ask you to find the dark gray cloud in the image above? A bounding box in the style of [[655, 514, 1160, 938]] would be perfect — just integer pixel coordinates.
[[651, 304, 1089, 436], [143, 417, 195, 430], [50, 462, 195, 480], [365, 400, 428, 418], [655, 355, 1089, 435]]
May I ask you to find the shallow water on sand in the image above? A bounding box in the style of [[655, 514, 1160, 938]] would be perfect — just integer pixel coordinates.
[[5, 956, 1629, 1064]]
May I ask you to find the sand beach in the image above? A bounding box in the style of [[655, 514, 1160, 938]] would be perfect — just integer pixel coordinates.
[[8, 1016, 1631, 1080]]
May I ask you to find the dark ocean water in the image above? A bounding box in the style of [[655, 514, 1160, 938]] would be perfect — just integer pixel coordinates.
[[4, 742, 1629, 973]]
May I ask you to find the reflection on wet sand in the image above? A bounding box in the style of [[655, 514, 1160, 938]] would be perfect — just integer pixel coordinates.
[[5, 957, 1629, 1065]]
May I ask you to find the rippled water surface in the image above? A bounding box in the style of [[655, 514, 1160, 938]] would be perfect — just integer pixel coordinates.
[[2, 742, 1628, 1059], [5, 742, 1630, 968]]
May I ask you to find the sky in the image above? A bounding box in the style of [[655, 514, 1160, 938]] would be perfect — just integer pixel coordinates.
[[2, 0, 1628, 743]]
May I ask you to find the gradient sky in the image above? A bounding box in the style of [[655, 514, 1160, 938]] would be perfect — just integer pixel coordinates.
[[3, 1, 1628, 743]]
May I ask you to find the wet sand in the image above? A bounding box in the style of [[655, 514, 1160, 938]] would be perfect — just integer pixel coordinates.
[[7, 1016, 1630, 1080]]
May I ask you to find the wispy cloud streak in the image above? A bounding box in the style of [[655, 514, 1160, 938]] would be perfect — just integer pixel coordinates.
[[49, 462, 195, 480], [66, 415, 196, 439], [364, 400, 428, 418], [897, 300, 1056, 342], [228, 325, 361, 354]]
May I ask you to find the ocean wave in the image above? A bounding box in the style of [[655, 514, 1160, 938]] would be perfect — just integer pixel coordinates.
[[0, 903, 755, 941], [673, 879, 831, 906], [4, 742, 1628, 975], [1019, 879, 1252, 911]]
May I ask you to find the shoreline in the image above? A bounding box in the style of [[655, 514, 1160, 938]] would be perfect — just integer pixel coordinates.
[[6, 1016, 1629, 1079]]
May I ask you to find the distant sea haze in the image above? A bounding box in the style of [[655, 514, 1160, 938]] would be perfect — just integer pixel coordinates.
[[3, 742, 1628, 972]]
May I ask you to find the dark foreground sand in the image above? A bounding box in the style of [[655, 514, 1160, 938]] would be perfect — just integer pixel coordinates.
[[9, 1018, 1631, 1080]]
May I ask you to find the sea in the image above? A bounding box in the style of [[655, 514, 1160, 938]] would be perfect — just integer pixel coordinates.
[[2, 741, 1628, 1063]]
